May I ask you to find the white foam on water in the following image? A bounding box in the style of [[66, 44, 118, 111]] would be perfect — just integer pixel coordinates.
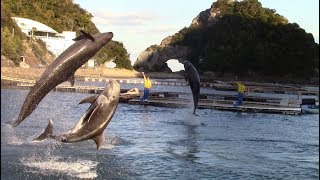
[[99, 143, 115, 150], [20, 155, 98, 179], [182, 112, 201, 126]]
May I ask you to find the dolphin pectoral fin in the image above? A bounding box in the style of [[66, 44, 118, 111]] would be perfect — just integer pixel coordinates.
[[182, 70, 188, 83], [92, 131, 105, 150], [80, 103, 101, 125], [67, 73, 75, 86], [32, 119, 54, 142], [86, 104, 102, 123], [183, 72, 188, 83], [79, 95, 98, 105]]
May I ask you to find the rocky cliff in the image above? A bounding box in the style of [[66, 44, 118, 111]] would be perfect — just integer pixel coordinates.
[[133, 1, 222, 72]]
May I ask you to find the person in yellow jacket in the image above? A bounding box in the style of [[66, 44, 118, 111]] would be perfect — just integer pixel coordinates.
[[141, 72, 152, 102], [235, 81, 247, 107]]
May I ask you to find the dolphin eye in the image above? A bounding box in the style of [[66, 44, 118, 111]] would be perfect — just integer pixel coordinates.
[[112, 95, 115, 98]]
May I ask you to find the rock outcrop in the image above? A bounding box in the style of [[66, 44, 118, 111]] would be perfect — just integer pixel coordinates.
[[133, 1, 222, 72], [133, 44, 190, 72]]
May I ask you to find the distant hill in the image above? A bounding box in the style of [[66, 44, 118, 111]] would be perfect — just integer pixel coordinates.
[[1, 0, 133, 70], [134, 0, 319, 83]]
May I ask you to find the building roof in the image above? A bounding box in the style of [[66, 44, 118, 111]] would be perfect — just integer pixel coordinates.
[[12, 17, 58, 34]]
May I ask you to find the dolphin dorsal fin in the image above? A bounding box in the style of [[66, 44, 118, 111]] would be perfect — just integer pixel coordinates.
[[79, 95, 98, 105], [92, 131, 105, 150], [72, 30, 95, 41]]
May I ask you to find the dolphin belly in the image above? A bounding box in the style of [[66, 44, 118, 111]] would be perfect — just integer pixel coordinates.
[[33, 80, 120, 150], [12, 31, 113, 127]]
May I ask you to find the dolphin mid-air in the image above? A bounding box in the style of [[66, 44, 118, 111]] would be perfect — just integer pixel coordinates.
[[183, 60, 200, 115], [10, 30, 113, 127], [33, 80, 120, 150]]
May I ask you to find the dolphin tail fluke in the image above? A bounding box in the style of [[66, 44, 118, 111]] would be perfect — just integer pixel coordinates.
[[92, 132, 105, 150], [32, 119, 54, 142]]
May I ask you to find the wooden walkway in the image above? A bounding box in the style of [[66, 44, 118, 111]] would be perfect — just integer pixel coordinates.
[[83, 77, 319, 96], [128, 98, 301, 115]]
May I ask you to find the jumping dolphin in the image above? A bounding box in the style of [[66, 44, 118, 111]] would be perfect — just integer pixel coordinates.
[[183, 61, 200, 115], [33, 80, 120, 150], [10, 30, 113, 127]]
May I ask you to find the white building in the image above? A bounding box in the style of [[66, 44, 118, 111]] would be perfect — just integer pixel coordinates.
[[12, 17, 76, 57], [87, 59, 96, 68], [105, 61, 116, 68]]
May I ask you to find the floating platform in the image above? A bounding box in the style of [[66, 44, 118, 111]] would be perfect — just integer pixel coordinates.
[[128, 98, 301, 115], [2, 76, 316, 115]]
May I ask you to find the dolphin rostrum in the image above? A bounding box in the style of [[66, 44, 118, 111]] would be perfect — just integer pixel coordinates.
[[33, 80, 120, 150], [183, 60, 200, 115], [10, 30, 113, 127]]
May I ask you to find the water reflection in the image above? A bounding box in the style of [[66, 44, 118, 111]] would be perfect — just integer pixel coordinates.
[[140, 106, 151, 127], [183, 125, 200, 162], [165, 114, 200, 163]]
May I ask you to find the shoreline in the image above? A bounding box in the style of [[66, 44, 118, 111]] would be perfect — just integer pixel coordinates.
[[1, 67, 319, 88], [1, 67, 184, 80]]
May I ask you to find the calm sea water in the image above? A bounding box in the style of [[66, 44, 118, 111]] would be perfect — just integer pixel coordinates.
[[1, 83, 319, 179]]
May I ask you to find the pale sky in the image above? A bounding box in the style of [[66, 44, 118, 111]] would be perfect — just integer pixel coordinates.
[[74, 0, 319, 71]]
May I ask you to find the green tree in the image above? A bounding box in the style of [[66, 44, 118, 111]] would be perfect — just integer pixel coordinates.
[[1, 26, 23, 65], [163, 0, 318, 80], [2, 0, 133, 69]]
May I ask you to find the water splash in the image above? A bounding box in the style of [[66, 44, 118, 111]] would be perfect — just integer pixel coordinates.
[[99, 143, 114, 150], [20, 155, 98, 179], [2, 123, 24, 145], [182, 112, 202, 126]]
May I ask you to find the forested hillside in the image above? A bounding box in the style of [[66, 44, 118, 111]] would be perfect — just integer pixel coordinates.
[[134, 0, 318, 82], [1, 0, 133, 69], [171, 0, 319, 79], [1, 2, 53, 66]]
